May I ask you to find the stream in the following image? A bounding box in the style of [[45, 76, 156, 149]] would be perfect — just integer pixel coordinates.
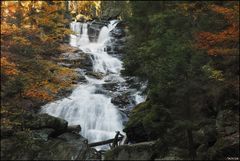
[[41, 20, 146, 150]]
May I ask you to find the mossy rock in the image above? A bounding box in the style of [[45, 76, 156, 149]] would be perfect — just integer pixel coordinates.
[[1, 130, 100, 160], [104, 141, 156, 160], [24, 113, 68, 133], [104, 139, 168, 160], [124, 101, 172, 142], [123, 101, 151, 142]]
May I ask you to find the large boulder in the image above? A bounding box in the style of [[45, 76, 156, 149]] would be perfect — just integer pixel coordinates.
[[124, 101, 172, 143], [206, 109, 240, 160], [104, 139, 168, 160], [1, 131, 100, 160], [24, 113, 68, 134], [216, 110, 239, 137], [110, 28, 125, 39], [102, 83, 118, 91], [32, 128, 55, 141], [36, 132, 100, 160], [104, 141, 156, 160], [159, 147, 189, 160], [111, 92, 135, 109], [123, 102, 150, 143], [1, 112, 97, 160]]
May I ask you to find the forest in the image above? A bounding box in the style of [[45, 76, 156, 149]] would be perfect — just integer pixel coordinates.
[[1, 1, 239, 160]]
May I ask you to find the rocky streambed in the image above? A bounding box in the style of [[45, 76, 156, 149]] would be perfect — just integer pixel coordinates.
[[1, 19, 147, 160]]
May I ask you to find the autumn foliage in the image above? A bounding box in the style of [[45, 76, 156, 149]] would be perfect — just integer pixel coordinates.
[[1, 1, 76, 102], [196, 4, 239, 56]]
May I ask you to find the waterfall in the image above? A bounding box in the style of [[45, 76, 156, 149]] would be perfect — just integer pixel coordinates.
[[97, 26, 109, 43], [78, 23, 90, 46], [41, 20, 145, 150]]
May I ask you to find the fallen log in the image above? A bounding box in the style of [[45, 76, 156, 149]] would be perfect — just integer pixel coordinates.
[[89, 136, 124, 147]]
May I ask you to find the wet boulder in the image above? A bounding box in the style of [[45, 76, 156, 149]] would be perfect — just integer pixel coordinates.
[[73, 68, 87, 83], [86, 71, 104, 79], [111, 92, 135, 108], [88, 20, 108, 42], [95, 87, 114, 97], [102, 82, 119, 91], [74, 74, 87, 84], [125, 77, 143, 89], [110, 28, 125, 39], [58, 52, 93, 71]]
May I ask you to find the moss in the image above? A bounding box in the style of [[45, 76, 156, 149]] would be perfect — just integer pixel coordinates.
[[124, 101, 172, 141], [125, 101, 151, 129]]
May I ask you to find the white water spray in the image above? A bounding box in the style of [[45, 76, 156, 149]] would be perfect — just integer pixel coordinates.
[[42, 20, 145, 150]]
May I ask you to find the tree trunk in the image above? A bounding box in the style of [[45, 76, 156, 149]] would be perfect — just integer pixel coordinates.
[[187, 128, 196, 160], [185, 90, 196, 160]]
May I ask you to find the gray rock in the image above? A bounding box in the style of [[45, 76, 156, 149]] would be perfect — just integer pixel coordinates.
[[160, 147, 188, 160], [1, 131, 38, 160], [85, 148, 101, 160], [1, 131, 100, 160], [111, 92, 135, 108], [75, 74, 87, 83], [207, 132, 239, 160], [104, 141, 156, 160], [32, 128, 55, 141], [102, 82, 119, 91], [36, 133, 99, 160], [216, 110, 239, 137], [86, 71, 104, 79], [35, 132, 99, 160], [24, 113, 68, 133], [110, 28, 125, 38], [59, 52, 93, 71]]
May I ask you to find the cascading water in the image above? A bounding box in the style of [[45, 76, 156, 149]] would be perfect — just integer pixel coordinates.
[[41, 20, 145, 150]]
